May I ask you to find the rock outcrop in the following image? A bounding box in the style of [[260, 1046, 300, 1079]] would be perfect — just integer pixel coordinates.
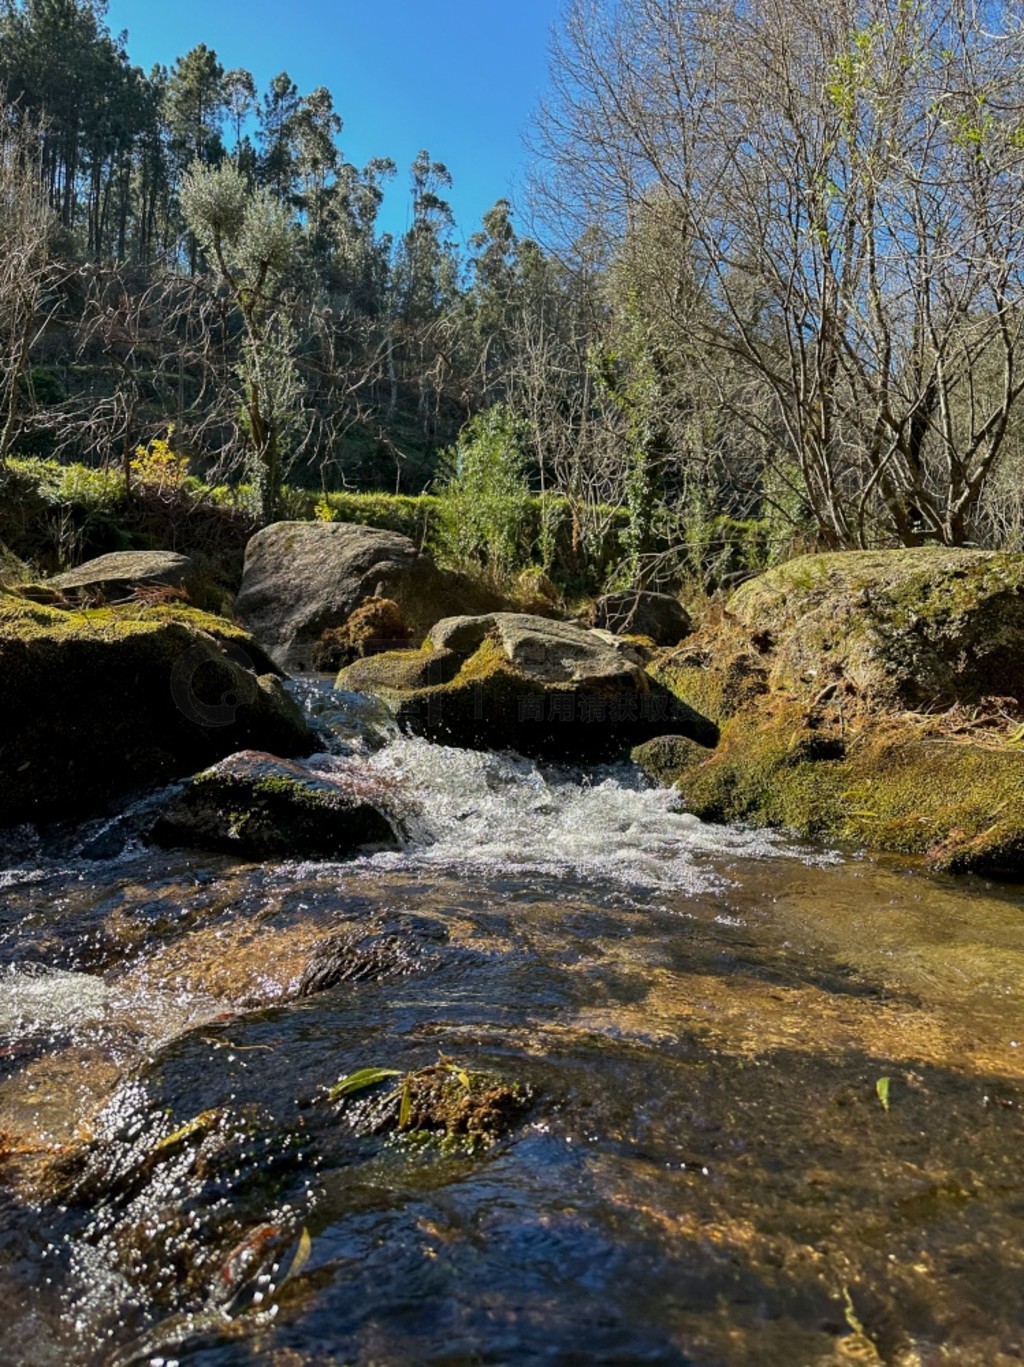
[[338, 611, 713, 760], [235, 521, 505, 670], [728, 548, 1024, 709], [648, 549, 1024, 875], [150, 750, 398, 859], [0, 594, 312, 827]]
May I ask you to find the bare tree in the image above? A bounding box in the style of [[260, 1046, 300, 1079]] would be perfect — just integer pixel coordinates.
[[535, 0, 1024, 548], [0, 113, 65, 464]]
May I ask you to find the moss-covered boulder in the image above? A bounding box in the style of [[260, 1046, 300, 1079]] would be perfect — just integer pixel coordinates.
[[729, 548, 1024, 709], [338, 611, 711, 760], [631, 734, 711, 786], [647, 549, 1024, 875], [150, 750, 398, 859], [0, 595, 312, 827]]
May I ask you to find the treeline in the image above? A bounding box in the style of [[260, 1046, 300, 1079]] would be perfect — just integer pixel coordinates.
[[0, 0, 611, 532], [7, 0, 1024, 597]]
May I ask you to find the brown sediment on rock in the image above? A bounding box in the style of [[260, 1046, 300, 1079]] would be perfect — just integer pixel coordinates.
[[330, 1059, 534, 1152]]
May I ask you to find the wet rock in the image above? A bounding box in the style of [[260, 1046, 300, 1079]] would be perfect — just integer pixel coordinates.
[[338, 611, 705, 761], [0, 595, 313, 827], [592, 590, 692, 646], [33, 549, 198, 605], [298, 917, 447, 996], [235, 521, 506, 670], [150, 750, 398, 859]]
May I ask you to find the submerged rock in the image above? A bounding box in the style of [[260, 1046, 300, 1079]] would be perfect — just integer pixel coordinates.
[[150, 749, 399, 859], [592, 590, 692, 646], [650, 548, 1024, 874], [0, 594, 312, 827], [338, 611, 711, 760], [235, 521, 505, 670]]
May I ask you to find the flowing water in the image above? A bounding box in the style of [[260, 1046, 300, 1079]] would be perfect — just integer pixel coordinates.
[[2, 682, 1024, 1365]]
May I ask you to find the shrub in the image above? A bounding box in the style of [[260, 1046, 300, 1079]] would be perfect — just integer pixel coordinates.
[[434, 404, 533, 582]]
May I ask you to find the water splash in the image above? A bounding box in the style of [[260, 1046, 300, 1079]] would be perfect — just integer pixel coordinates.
[[316, 732, 818, 893]]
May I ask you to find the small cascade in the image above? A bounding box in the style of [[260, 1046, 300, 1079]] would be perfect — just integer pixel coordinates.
[[321, 732, 808, 893]]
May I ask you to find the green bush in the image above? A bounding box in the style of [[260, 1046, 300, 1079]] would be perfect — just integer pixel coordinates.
[[434, 405, 534, 583]]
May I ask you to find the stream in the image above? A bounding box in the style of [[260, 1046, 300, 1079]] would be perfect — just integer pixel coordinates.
[[1, 680, 1024, 1365]]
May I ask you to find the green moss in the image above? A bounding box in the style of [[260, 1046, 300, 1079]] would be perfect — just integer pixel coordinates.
[[669, 697, 1024, 875], [632, 734, 711, 785], [0, 598, 310, 826], [0, 591, 255, 646], [726, 549, 1024, 710]]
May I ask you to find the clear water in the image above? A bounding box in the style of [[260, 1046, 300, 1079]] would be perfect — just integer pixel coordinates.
[[1, 690, 1023, 1365]]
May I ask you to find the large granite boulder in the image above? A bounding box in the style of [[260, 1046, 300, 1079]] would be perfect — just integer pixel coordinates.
[[235, 522, 505, 671], [150, 750, 398, 859], [728, 548, 1024, 709], [0, 594, 313, 827], [37, 550, 198, 604], [592, 590, 692, 646], [337, 611, 713, 760]]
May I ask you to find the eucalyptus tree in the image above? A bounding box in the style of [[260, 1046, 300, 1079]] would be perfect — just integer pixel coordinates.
[[258, 71, 301, 205], [293, 86, 341, 245], [537, 0, 1024, 548], [223, 67, 256, 156]]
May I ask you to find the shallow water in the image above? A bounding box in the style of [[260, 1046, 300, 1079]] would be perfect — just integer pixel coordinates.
[[1, 706, 1024, 1365]]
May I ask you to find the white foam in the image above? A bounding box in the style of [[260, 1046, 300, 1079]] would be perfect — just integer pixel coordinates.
[[315, 734, 811, 894]]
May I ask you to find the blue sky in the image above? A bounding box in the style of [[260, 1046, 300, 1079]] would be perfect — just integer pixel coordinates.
[[103, 0, 562, 243]]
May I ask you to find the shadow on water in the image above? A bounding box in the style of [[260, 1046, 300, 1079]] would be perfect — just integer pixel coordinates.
[[1, 733, 1024, 1363]]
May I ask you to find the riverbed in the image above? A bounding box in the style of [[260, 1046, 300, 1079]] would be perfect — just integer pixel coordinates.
[[1, 692, 1022, 1365]]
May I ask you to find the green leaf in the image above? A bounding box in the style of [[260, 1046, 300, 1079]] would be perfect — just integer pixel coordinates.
[[875, 1076, 891, 1112], [327, 1067, 402, 1101], [153, 1108, 221, 1153]]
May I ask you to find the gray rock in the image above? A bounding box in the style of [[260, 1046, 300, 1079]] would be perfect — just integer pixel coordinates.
[[592, 591, 692, 645], [235, 522, 505, 671], [340, 611, 705, 761], [47, 550, 196, 602]]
